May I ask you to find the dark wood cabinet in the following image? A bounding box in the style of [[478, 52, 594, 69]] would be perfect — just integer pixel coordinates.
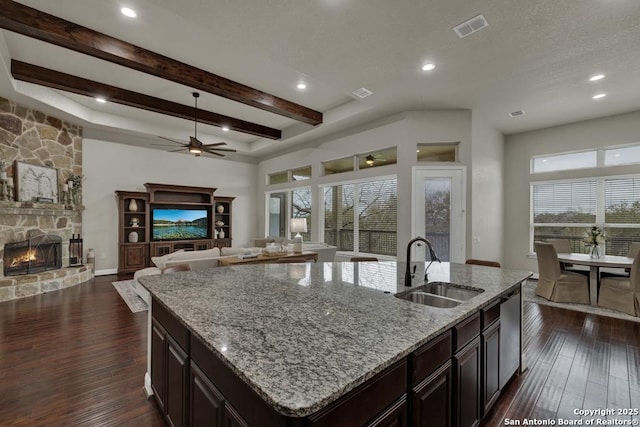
[[366, 396, 407, 427], [152, 301, 191, 427], [167, 335, 189, 427], [223, 403, 250, 427], [151, 320, 167, 413], [412, 361, 452, 427], [190, 362, 224, 427], [116, 191, 150, 276], [482, 321, 501, 415], [454, 337, 481, 427]]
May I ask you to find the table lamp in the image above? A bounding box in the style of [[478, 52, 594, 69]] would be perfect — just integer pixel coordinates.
[[290, 218, 307, 253]]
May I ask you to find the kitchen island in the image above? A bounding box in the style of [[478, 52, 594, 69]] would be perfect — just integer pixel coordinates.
[[139, 261, 532, 427]]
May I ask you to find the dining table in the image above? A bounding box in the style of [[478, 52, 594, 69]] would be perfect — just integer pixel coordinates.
[[556, 253, 634, 305]]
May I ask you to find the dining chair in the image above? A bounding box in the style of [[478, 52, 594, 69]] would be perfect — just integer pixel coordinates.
[[161, 263, 191, 274], [598, 250, 640, 316], [546, 238, 584, 272], [465, 259, 501, 268], [351, 257, 379, 262], [534, 241, 590, 304]]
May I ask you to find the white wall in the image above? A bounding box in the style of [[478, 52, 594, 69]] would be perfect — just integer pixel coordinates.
[[82, 139, 257, 274], [504, 110, 640, 271], [471, 114, 504, 263], [257, 110, 474, 258]]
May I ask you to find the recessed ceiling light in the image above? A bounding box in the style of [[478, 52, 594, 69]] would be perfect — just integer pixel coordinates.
[[222, 126, 230, 132], [120, 7, 137, 18], [416, 149, 420, 153], [592, 93, 607, 100], [421, 63, 436, 71], [95, 97, 107, 103], [589, 74, 605, 82], [296, 82, 307, 90]]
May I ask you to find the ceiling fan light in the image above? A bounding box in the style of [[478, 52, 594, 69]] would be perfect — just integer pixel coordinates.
[[189, 147, 202, 154], [365, 155, 375, 166]]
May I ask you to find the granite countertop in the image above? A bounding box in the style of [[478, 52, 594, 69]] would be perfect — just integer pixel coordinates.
[[139, 261, 532, 417]]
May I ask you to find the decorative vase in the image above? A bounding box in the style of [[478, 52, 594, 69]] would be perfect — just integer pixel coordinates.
[[589, 244, 600, 258], [219, 229, 225, 239], [128, 231, 139, 243], [130, 217, 140, 227], [129, 199, 138, 212], [217, 205, 224, 214]]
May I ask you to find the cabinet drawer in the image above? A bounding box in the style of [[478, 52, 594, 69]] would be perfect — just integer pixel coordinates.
[[412, 330, 452, 386], [482, 299, 501, 330], [454, 312, 480, 352]]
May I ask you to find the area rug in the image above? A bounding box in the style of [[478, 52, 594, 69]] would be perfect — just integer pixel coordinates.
[[112, 280, 148, 313], [522, 279, 639, 323]]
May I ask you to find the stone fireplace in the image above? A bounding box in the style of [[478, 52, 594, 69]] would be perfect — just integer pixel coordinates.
[[0, 96, 92, 301], [4, 234, 62, 276]]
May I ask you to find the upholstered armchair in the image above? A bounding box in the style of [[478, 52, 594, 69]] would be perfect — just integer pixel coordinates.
[[598, 250, 640, 316], [534, 241, 590, 304]]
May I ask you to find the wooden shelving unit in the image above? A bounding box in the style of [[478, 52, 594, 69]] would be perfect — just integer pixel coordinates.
[[213, 196, 234, 249], [116, 184, 234, 277], [116, 191, 150, 276]]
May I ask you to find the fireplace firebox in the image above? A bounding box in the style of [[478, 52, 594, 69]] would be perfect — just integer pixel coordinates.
[[3, 235, 63, 276]]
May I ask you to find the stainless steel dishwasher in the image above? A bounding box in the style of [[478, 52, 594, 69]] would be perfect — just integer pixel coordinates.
[[499, 288, 521, 388]]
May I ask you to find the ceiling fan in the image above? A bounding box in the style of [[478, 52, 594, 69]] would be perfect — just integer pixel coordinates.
[[155, 92, 237, 157]]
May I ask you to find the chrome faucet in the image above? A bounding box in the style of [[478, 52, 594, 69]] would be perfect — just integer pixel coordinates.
[[404, 236, 441, 287]]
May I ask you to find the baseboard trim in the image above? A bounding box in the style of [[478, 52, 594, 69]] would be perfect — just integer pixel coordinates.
[[96, 268, 117, 276]]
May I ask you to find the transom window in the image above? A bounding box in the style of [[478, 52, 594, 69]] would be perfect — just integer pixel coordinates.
[[531, 143, 640, 173]]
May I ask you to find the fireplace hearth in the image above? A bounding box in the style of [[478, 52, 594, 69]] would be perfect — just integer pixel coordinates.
[[3, 235, 62, 276]]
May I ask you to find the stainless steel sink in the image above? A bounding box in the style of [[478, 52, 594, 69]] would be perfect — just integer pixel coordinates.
[[395, 282, 484, 308], [419, 282, 484, 301], [398, 291, 462, 308]]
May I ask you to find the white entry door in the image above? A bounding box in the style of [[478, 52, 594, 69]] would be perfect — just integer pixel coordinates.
[[412, 167, 466, 262]]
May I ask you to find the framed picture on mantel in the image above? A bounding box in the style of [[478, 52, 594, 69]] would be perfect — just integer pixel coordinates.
[[15, 161, 59, 203]]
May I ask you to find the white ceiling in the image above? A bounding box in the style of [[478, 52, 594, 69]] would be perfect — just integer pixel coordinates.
[[1, 0, 639, 161]]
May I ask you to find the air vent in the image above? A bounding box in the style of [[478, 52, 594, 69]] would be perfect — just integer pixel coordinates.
[[453, 14, 489, 38], [509, 110, 525, 118], [351, 87, 373, 98]]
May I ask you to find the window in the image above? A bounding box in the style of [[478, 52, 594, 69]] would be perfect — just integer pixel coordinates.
[[267, 188, 312, 240], [531, 143, 640, 173], [268, 166, 312, 185], [417, 143, 458, 162], [604, 145, 640, 166], [323, 157, 354, 175], [531, 175, 640, 255], [532, 151, 597, 173], [323, 177, 397, 256], [322, 148, 397, 176]]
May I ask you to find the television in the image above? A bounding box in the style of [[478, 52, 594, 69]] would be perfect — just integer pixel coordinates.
[[151, 207, 210, 241]]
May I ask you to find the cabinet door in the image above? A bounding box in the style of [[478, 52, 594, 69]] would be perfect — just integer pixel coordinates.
[[366, 396, 407, 427], [167, 335, 189, 427], [151, 320, 167, 412], [482, 321, 501, 415], [121, 244, 148, 270], [412, 361, 452, 427], [224, 403, 250, 427], [190, 362, 224, 427], [454, 337, 480, 427]]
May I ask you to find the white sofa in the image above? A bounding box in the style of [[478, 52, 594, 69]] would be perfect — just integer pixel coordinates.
[[133, 243, 337, 302]]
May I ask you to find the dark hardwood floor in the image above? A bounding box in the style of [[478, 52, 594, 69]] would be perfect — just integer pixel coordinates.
[[483, 301, 640, 426], [0, 275, 164, 427], [1, 275, 639, 426]]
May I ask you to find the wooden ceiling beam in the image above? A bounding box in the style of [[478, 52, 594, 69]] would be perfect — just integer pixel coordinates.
[[0, 0, 323, 126], [11, 60, 282, 140]]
